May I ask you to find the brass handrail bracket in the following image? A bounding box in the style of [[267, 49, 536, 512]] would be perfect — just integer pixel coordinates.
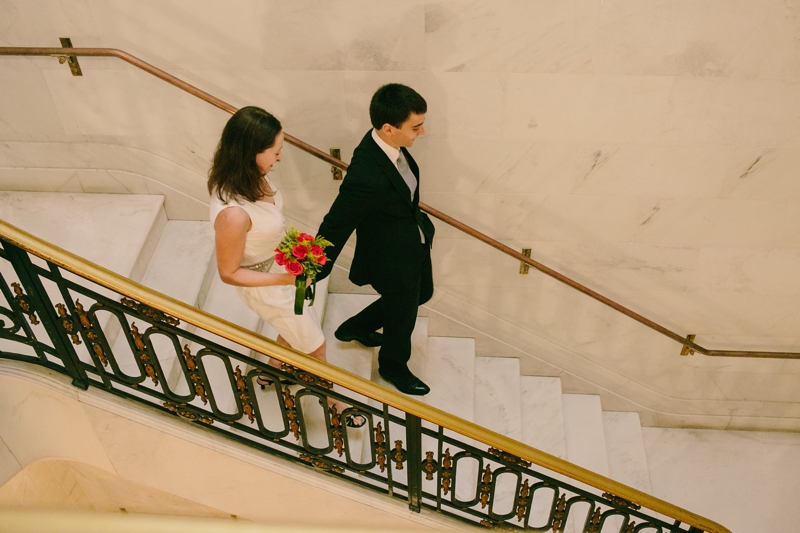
[[330, 148, 342, 180], [519, 248, 532, 274], [680, 334, 696, 356], [57, 38, 82, 76]]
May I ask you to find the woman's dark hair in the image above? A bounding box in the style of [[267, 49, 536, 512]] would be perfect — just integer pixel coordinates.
[[208, 106, 282, 203], [369, 83, 427, 129]]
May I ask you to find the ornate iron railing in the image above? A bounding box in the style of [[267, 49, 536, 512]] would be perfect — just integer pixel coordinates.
[[0, 222, 728, 533]]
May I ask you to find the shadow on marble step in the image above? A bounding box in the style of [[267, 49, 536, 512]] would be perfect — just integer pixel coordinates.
[[520, 376, 567, 460], [603, 411, 653, 494], [562, 394, 609, 476]]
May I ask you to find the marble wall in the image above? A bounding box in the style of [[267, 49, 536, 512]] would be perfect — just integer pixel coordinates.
[[2, 0, 800, 429]]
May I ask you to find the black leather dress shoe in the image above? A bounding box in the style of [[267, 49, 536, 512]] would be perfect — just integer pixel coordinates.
[[334, 327, 383, 347], [378, 369, 430, 396]]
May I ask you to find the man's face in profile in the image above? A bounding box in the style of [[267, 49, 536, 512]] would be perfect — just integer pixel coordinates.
[[387, 112, 426, 148]]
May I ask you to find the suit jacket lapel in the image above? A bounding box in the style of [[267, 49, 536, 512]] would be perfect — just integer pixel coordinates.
[[366, 134, 415, 208]]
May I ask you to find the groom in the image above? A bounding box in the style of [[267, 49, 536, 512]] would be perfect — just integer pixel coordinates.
[[316, 83, 435, 395]]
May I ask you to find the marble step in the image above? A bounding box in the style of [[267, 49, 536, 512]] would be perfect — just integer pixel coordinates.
[[112, 220, 216, 387], [321, 293, 380, 466], [603, 411, 653, 494], [0, 192, 167, 371], [423, 336, 476, 502], [562, 394, 609, 475], [520, 376, 567, 459], [0, 191, 166, 282], [474, 357, 522, 517], [561, 394, 610, 533], [423, 336, 475, 423]]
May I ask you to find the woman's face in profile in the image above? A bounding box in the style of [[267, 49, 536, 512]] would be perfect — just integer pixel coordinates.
[[255, 130, 285, 175]]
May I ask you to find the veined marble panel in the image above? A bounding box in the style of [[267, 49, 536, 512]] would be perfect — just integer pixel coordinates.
[[720, 145, 800, 201], [183, 70, 349, 140], [595, 0, 792, 79], [505, 74, 674, 144], [522, 241, 700, 293], [417, 72, 505, 141], [423, 192, 500, 240], [0, 435, 21, 487], [0, 459, 231, 516], [424, 0, 597, 74], [583, 75, 675, 144], [503, 74, 594, 142], [774, 202, 800, 248], [423, 139, 580, 195], [88, 0, 265, 72], [573, 143, 732, 198], [688, 248, 800, 295], [612, 287, 800, 338], [642, 427, 800, 533], [260, 0, 425, 71], [632, 197, 787, 247], [42, 67, 218, 137], [497, 194, 643, 243], [659, 77, 800, 145], [0, 375, 115, 472], [0, 70, 64, 135], [0, 0, 92, 51]]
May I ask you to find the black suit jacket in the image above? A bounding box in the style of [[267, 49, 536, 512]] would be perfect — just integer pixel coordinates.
[[317, 130, 435, 293]]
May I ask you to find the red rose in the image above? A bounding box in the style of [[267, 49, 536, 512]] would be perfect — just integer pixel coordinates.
[[316, 255, 327, 266], [291, 245, 308, 260], [286, 261, 304, 276], [298, 233, 313, 242], [310, 244, 323, 256], [274, 251, 288, 266]]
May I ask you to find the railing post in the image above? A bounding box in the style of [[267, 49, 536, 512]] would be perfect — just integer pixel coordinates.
[[405, 413, 422, 512], [5, 243, 89, 389]]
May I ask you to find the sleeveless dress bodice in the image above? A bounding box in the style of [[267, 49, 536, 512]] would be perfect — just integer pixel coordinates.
[[209, 177, 324, 353], [209, 179, 285, 267]]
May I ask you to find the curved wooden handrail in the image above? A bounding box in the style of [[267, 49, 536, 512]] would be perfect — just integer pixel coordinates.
[[1, 45, 796, 361]]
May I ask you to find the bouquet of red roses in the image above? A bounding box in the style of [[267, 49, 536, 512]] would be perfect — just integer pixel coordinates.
[[274, 227, 333, 315]]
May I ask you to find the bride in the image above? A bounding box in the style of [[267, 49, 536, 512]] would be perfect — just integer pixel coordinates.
[[208, 106, 365, 428]]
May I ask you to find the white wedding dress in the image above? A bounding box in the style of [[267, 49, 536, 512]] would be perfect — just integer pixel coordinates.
[[209, 178, 324, 353]]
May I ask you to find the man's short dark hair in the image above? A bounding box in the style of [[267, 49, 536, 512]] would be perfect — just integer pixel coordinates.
[[369, 84, 427, 129]]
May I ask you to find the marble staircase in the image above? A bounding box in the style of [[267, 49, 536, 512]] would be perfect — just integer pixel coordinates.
[[1, 191, 657, 522]]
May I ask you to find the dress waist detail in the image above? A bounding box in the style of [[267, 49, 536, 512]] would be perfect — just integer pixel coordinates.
[[241, 257, 275, 273]]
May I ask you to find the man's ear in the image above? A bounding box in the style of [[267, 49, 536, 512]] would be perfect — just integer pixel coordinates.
[[380, 123, 394, 136]]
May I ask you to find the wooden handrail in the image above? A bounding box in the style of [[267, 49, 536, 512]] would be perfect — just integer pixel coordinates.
[[1, 45, 796, 361]]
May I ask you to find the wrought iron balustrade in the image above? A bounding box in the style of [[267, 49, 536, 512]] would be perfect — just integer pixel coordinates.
[[0, 220, 728, 533]]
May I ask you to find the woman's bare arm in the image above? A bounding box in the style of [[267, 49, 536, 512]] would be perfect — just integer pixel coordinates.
[[214, 206, 294, 287]]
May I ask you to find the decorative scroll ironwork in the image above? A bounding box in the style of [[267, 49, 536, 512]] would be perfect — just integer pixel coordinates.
[[0, 234, 719, 533], [393, 440, 407, 470], [120, 296, 180, 326], [488, 446, 532, 468], [603, 491, 642, 511], [11, 282, 38, 325], [375, 422, 387, 473]]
